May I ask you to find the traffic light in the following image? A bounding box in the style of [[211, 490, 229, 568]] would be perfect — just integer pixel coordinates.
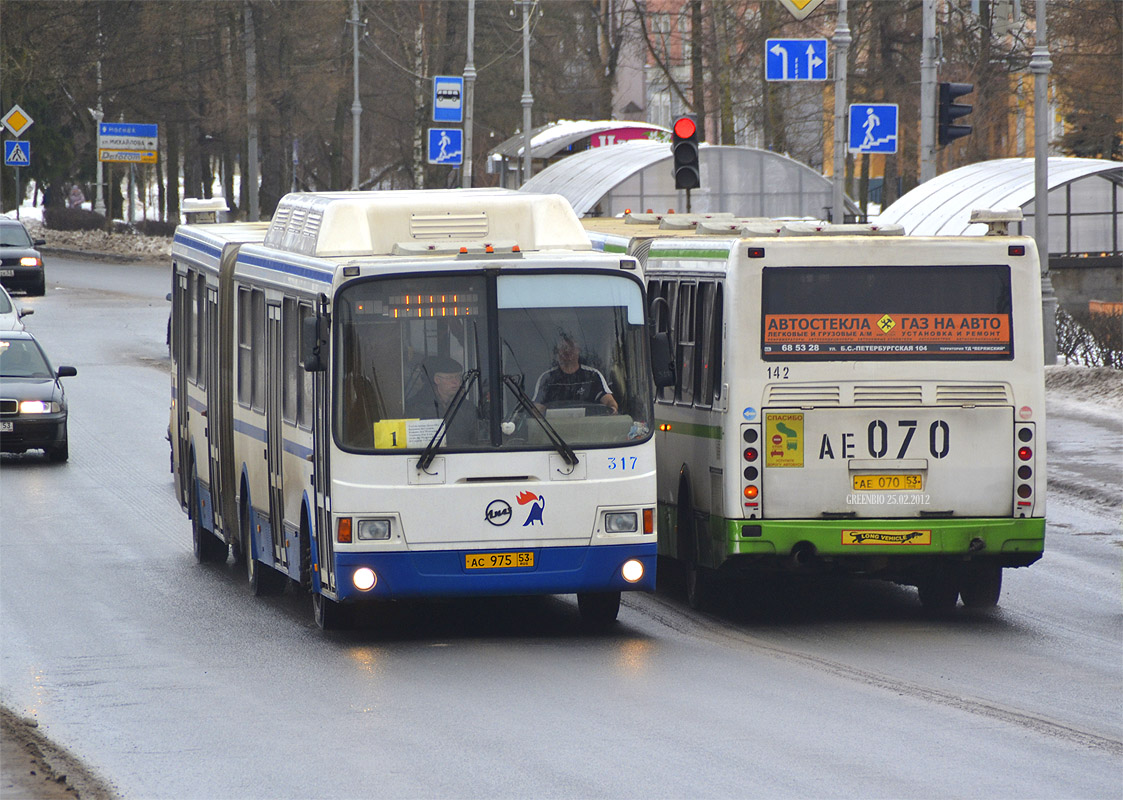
[[938, 82, 974, 146], [671, 116, 701, 190]]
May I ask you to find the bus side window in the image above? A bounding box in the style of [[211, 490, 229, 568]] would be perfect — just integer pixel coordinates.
[[648, 279, 676, 405], [695, 281, 722, 407], [675, 282, 696, 406]]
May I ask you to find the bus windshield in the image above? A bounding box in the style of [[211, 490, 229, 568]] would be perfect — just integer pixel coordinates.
[[333, 271, 653, 452], [761, 264, 1014, 360]]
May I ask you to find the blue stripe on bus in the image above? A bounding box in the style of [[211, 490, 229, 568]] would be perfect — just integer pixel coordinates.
[[232, 417, 312, 458], [283, 439, 313, 460], [186, 394, 207, 413], [238, 253, 334, 284], [174, 233, 223, 259], [331, 542, 657, 601], [233, 418, 268, 443]]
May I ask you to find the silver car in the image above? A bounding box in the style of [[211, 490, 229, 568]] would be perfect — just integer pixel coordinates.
[[0, 283, 32, 331]]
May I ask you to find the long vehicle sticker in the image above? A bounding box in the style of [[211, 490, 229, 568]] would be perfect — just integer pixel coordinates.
[[842, 529, 932, 546], [762, 312, 1012, 357]]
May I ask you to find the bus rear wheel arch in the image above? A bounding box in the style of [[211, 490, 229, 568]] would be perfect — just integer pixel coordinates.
[[241, 489, 286, 596]]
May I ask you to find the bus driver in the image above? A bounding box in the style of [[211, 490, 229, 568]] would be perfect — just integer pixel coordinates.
[[533, 334, 618, 414]]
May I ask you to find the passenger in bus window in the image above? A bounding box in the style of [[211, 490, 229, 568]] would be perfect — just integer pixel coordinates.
[[533, 334, 618, 414], [405, 356, 480, 443]]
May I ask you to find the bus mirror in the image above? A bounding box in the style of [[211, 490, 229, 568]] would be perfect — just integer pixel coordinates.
[[302, 314, 326, 372], [650, 332, 676, 388]]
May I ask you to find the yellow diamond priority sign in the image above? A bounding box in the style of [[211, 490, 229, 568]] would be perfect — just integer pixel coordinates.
[[2, 105, 34, 138], [777, 0, 827, 20]]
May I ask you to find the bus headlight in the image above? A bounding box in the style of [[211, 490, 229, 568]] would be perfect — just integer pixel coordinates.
[[352, 567, 377, 591], [605, 512, 638, 533], [621, 559, 644, 583], [356, 519, 391, 540]]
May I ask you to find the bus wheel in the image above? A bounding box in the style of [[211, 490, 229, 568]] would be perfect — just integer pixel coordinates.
[[685, 565, 719, 612], [191, 474, 227, 564], [917, 570, 959, 614], [242, 500, 285, 596], [313, 592, 353, 631], [959, 564, 1002, 608], [577, 591, 621, 627]]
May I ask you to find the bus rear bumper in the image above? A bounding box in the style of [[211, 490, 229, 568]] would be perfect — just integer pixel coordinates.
[[725, 517, 1044, 572], [330, 542, 657, 602]]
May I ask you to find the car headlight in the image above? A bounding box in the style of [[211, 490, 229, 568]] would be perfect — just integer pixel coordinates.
[[19, 400, 56, 414], [356, 518, 391, 540], [20, 257, 42, 268], [605, 511, 638, 533]]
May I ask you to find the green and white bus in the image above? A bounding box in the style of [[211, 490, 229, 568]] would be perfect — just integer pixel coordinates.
[[585, 212, 1045, 612]]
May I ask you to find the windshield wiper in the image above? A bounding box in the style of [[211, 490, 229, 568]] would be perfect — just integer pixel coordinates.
[[417, 369, 479, 472], [502, 374, 578, 468]]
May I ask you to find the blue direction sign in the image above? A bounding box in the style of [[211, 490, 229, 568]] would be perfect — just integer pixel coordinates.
[[849, 103, 899, 154], [433, 76, 464, 123], [4, 140, 30, 167], [428, 128, 463, 166], [765, 38, 828, 81]]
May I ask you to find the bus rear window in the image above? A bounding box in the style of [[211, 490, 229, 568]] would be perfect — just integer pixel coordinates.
[[761, 265, 1013, 360]]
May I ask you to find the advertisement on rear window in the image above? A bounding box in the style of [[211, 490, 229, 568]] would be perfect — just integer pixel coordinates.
[[761, 265, 1013, 360]]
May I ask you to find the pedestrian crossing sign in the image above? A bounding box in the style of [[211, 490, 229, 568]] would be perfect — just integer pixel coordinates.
[[848, 104, 898, 154], [4, 140, 30, 167]]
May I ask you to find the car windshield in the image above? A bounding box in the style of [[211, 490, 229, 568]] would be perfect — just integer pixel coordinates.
[[0, 223, 33, 248], [0, 338, 52, 378], [0, 291, 12, 314], [332, 270, 653, 453]]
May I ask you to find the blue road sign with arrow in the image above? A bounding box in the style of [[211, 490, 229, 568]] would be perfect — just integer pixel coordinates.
[[765, 38, 828, 81], [848, 103, 898, 154], [4, 140, 30, 167], [428, 128, 463, 166]]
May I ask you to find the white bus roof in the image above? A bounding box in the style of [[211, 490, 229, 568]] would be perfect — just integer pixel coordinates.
[[262, 189, 591, 258]]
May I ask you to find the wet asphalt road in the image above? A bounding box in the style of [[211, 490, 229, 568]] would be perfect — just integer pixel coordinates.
[[1, 257, 1119, 799]]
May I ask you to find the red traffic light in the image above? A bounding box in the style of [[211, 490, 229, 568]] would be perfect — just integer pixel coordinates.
[[673, 117, 697, 139]]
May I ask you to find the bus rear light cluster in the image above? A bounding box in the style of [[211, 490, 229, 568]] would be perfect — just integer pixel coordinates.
[[741, 424, 762, 519], [1013, 423, 1036, 517]]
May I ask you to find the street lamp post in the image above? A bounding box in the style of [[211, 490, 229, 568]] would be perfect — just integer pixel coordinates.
[[349, 0, 362, 190], [1031, 0, 1056, 364], [831, 0, 850, 222], [518, 0, 534, 184]]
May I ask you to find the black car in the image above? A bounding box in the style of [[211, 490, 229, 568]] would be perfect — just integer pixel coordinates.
[[0, 217, 46, 296], [0, 331, 76, 461]]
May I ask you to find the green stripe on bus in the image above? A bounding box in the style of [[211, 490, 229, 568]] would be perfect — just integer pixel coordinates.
[[657, 419, 723, 439], [601, 243, 628, 253], [649, 248, 730, 260]]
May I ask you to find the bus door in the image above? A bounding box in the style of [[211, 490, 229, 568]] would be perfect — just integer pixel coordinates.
[[204, 286, 224, 533], [311, 317, 335, 594], [173, 270, 190, 506], [265, 304, 288, 569]]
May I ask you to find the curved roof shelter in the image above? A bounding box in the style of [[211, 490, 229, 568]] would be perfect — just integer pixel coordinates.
[[877, 157, 1122, 258], [519, 140, 856, 220], [490, 119, 669, 161]]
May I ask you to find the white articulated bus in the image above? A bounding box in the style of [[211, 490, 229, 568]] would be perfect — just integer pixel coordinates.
[[171, 190, 669, 629], [584, 211, 1045, 612]]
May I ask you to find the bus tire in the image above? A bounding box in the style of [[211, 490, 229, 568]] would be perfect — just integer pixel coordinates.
[[313, 592, 353, 631], [577, 591, 621, 627], [917, 569, 959, 614], [191, 468, 227, 564], [959, 564, 1002, 608], [242, 497, 285, 596]]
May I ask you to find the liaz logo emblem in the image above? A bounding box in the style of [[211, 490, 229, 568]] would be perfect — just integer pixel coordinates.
[[517, 491, 546, 526], [484, 500, 512, 526]]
